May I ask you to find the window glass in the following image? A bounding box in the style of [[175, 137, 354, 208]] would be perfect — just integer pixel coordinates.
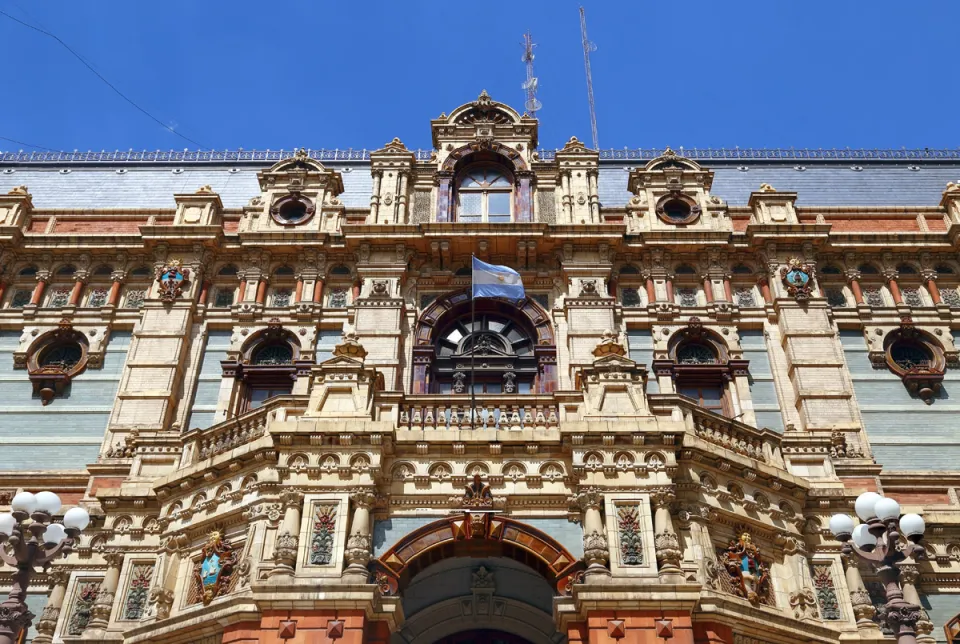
[[460, 193, 482, 221], [249, 386, 291, 409], [488, 193, 511, 222]]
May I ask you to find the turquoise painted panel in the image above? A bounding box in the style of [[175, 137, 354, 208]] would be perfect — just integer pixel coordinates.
[[23, 592, 48, 642], [373, 516, 438, 556], [0, 413, 111, 436], [0, 445, 101, 471], [0, 330, 20, 349], [854, 379, 955, 405], [316, 329, 341, 363], [186, 412, 216, 431], [754, 411, 786, 433], [108, 330, 133, 348], [921, 592, 959, 642], [626, 329, 659, 393], [524, 518, 584, 558], [0, 379, 118, 409], [871, 446, 960, 472]]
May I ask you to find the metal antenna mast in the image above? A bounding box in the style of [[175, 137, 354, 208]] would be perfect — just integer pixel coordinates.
[[579, 6, 599, 150], [521, 32, 542, 117]]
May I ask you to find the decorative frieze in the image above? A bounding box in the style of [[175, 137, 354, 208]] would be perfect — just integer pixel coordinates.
[[616, 505, 643, 565], [122, 562, 154, 620], [67, 579, 101, 636], [309, 504, 337, 565]]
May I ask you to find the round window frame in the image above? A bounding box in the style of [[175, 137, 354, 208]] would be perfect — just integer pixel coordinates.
[[269, 194, 316, 226], [655, 192, 701, 225]]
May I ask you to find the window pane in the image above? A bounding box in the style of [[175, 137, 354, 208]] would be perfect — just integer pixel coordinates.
[[678, 387, 699, 401], [701, 387, 723, 404], [488, 192, 511, 217], [460, 176, 480, 188], [249, 388, 271, 409], [459, 193, 482, 221], [489, 172, 511, 187]]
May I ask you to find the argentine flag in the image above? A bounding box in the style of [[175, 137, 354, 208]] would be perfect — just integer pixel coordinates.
[[472, 256, 525, 301]]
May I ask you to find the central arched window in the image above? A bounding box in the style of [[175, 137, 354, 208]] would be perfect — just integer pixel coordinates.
[[435, 312, 535, 393], [456, 167, 512, 223]]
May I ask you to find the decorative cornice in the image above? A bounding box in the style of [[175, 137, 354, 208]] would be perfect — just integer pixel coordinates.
[[3, 147, 960, 165]]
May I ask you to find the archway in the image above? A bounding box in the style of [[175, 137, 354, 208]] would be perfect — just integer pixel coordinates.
[[411, 290, 556, 394], [373, 514, 581, 644]]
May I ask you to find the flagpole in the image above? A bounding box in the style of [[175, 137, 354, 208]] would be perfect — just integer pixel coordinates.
[[470, 255, 477, 428]]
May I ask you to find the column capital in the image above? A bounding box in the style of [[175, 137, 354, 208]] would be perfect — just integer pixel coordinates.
[[650, 487, 676, 509], [47, 568, 72, 587], [280, 490, 304, 508], [571, 489, 604, 512], [103, 549, 125, 568], [350, 488, 379, 509]]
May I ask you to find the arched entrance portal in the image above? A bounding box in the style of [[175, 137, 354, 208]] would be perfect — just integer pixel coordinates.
[[435, 630, 534, 644], [372, 513, 582, 644]]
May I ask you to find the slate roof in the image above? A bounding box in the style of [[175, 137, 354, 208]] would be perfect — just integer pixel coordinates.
[[1, 153, 958, 210]]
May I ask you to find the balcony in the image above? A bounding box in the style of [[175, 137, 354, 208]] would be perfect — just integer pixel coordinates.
[[397, 394, 561, 431]]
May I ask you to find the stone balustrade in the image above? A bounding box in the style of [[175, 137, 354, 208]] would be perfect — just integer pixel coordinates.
[[397, 395, 560, 431]]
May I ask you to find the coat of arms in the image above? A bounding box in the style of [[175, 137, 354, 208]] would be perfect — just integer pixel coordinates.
[[156, 259, 191, 303], [779, 258, 814, 300], [195, 531, 236, 605], [722, 531, 770, 605]]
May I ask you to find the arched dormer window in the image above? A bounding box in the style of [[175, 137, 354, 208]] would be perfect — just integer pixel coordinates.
[[857, 263, 887, 307], [221, 319, 310, 414], [653, 319, 749, 418], [936, 264, 960, 306], [7, 266, 37, 309], [456, 166, 513, 223]]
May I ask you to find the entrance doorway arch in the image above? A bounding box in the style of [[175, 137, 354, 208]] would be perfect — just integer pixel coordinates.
[[435, 629, 535, 644]]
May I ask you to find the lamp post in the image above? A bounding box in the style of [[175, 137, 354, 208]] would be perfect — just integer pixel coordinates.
[[829, 492, 926, 644], [0, 491, 90, 644]]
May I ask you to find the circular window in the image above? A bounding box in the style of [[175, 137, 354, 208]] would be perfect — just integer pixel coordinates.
[[278, 201, 308, 223], [270, 195, 315, 225], [663, 199, 691, 221], [890, 341, 933, 371], [39, 343, 83, 370], [656, 193, 700, 225]]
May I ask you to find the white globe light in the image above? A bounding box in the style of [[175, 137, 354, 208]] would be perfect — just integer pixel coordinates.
[[63, 507, 90, 531], [854, 492, 882, 521], [875, 497, 901, 521], [829, 513, 855, 537], [899, 513, 926, 538], [41, 523, 66, 545], [853, 524, 876, 550], [11, 492, 37, 514], [34, 491, 61, 515], [0, 513, 15, 536]]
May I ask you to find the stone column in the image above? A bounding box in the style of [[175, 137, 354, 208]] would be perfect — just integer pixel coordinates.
[[84, 550, 124, 636], [68, 275, 86, 306], [106, 272, 124, 307], [196, 280, 210, 306], [899, 563, 936, 643], [255, 278, 268, 305], [843, 554, 881, 634], [651, 489, 682, 583], [574, 491, 610, 582], [702, 275, 714, 304], [271, 491, 304, 577], [32, 568, 71, 644], [397, 171, 409, 223], [645, 275, 656, 303], [924, 271, 941, 305], [885, 270, 903, 305], [313, 277, 324, 304], [342, 490, 377, 584], [757, 276, 772, 304], [847, 270, 865, 305], [237, 274, 248, 302], [30, 273, 48, 306]]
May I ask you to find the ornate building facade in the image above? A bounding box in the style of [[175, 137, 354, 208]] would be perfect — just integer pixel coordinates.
[[1, 92, 959, 643]]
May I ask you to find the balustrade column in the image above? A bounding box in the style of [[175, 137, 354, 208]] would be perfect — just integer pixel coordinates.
[[32, 569, 71, 644], [899, 563, 936, 642], [271, 491, 304, 577], [651, 488, 682, 582], [84, 550, 124, 635], [343, 490, 377, 583], [574, 491, 610, 581]]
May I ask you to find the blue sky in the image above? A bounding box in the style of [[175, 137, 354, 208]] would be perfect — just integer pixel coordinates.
[[2, 1, 957, 153]]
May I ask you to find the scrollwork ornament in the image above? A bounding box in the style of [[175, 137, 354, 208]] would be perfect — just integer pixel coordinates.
[[779, 258, 814, 300]]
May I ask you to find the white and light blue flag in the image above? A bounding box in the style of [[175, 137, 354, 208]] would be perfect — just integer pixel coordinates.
[[472, 256, 525, 301]]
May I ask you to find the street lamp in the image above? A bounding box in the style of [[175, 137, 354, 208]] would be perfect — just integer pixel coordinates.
[[0, 491, 90, 644], [830, 492, 926, 644]]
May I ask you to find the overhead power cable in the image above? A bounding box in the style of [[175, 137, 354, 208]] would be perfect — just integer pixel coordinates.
[[0, 9, 209, 150], [0, 135, 62, 153]]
